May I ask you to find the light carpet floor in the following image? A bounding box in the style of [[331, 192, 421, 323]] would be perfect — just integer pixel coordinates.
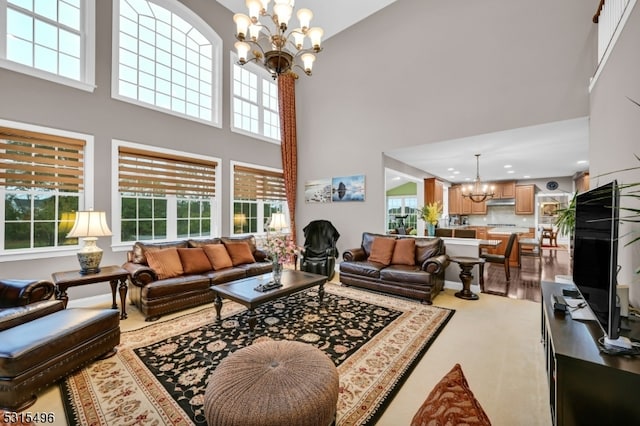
[[29, 278, 551, 426]]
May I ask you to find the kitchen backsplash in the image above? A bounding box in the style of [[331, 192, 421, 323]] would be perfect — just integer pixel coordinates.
[[465, 205, 535, 227]]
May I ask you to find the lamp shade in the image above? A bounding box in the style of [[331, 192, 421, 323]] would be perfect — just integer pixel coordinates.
[[67, 211, 112, 238], [269, 212, 288, 231]]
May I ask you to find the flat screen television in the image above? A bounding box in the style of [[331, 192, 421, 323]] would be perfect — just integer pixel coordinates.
[[572, 180, 623, 346]]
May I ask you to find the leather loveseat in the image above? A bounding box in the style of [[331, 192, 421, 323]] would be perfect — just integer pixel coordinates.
[[122, 235, 272, 321], [0, 279, 120, 411], [339, 232, 449, 304]]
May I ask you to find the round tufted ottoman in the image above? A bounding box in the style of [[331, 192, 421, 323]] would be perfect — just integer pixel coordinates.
[[204, 340, 339, 426]]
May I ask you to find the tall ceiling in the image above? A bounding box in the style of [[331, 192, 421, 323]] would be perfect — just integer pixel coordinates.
[[216, 0, 398, 40], [217, 0, 591, 190]]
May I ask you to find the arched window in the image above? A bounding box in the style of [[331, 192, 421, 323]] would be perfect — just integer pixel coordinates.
[[113, 0, 222, 126]]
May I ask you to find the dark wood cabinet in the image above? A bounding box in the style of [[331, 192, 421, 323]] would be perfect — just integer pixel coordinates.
[[541, 281, 640, 425]]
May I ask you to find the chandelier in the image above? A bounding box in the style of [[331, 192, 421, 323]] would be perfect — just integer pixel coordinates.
[[461, 154, 495, 203], [233, 0, 324, 79]]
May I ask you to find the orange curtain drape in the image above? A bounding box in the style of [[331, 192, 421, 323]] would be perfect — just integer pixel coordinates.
[[278, 73, 298, 244]]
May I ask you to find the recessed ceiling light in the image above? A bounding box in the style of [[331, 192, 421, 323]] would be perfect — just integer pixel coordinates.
[[447, 167, 454, 171], [523, 175, 531, 178], [453, 171, 460, 174], [577, 160, 588, 164], [504, 165, 512, 168], [507, 170, 515, 174], [464, 177, 471, 181], [392, 176, 400, 180]]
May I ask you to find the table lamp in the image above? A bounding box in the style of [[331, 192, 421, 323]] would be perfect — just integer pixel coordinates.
[[66, 210, 112, 274], [269, 212, 288, 232]]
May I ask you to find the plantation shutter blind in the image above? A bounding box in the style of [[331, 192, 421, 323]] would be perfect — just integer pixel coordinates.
[[234, 165, 286, 201], [118, 147, 217, 197], [0, 127, 85, 192]]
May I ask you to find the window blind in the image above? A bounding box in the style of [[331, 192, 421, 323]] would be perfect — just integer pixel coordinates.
[[234, 164, 286, 201], [0, 127, 85, 192], [118, 146, 217, 197]]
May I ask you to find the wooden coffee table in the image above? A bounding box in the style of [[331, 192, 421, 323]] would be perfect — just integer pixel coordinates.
[[212, 270, 327, 334]]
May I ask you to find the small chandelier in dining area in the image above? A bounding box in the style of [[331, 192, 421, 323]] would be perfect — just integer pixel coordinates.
[[233, 0, 324, 79], [461, 154, 495, 203]]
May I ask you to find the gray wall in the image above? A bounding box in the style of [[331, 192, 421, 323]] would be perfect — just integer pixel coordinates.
[[0, 0, 282, 297], [295, 0, 596, 257], [589, 4, 640, 306]]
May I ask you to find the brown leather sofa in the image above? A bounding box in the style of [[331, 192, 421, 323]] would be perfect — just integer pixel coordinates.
[[0, 279, 120, 411], [122, 235, 272, 321], [339, 233, 449, 304]]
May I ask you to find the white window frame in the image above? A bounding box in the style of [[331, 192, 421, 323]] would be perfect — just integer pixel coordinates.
[[386, 195, 418, 232], [0, 119, 94, 262], [111, 0, 222, 127], [230, 52, 281, 144], [0, 0, 96, 92], [111, 139, 221, 251], [230, 160, 288, 236]]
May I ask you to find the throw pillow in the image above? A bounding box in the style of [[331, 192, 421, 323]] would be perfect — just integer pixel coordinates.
[[145, 247, 184, 280], [410, 363, 492, 426], [177, 247, 213, 274], [203, 244, 234, 270], [223, 241, 256, 266], [368, 237, 396, 266], [391, 238, 416, 266]]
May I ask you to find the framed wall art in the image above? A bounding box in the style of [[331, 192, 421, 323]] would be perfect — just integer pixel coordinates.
[[331, 174, 365, 202]]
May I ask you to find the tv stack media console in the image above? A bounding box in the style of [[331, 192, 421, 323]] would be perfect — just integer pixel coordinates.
[[541, 281, 640, 425]]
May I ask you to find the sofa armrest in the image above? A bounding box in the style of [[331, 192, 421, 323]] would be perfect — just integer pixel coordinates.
[[253, 249, 268, 262], [0, 300, 64, 332], [122, 262, 157, 287], [0, 279, 55, 308], [421, 254, 450, 274], [343, 248, 366, 262]]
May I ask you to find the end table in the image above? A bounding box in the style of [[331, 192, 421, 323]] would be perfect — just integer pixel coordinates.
[[449, 256, 485, 301], [51, 265, 130, 319]]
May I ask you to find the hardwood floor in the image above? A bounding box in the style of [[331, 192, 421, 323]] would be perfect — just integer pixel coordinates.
[[481, 246, 572, 302]]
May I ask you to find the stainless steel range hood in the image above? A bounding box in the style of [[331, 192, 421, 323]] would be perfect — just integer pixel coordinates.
[[486, 198, 516, 206]]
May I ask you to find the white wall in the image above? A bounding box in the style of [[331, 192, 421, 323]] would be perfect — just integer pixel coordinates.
[[589, 4, 640, 306], [295, 0, 596, 256]]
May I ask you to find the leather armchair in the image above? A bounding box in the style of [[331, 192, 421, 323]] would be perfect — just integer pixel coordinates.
[[300, 220, 340, 280], [0, 279, 120, 410]]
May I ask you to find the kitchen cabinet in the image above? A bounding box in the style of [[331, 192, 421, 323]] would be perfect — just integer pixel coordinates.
[[448, 185, 461, 215], [515, 184, 535, 215], [449, 184, 486, 215], [495, 181, 516, 198], [424, 178, 444, 206], [575, 172, 590, 193]]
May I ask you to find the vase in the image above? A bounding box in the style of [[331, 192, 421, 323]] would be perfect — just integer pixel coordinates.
[[272, 261, 283, 284], [427, 223, 435, 236]]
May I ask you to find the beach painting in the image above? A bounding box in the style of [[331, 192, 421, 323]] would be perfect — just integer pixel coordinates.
[[331, 174, 365, 202], [305, 178, 333, 203]]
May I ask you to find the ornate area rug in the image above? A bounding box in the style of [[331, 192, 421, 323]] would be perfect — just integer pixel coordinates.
[[61, 283, 454, 425]]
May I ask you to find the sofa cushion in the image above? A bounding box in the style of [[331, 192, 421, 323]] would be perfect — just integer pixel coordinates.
[[391, 238, 416, 266], [177, 248, 213, 274], [145, 247, 184, 279], [207, 268, 248, 285], [368, 237, 396, 266], [415, 238, 442, 265], [380, 265, 431, 286], [132, 240, 188, 265], [410, 363, 491, 426], [224, 241, 256, 266], [339, 261, 383, 279], [203, 244, 234, 270], [361, 232, 390, 257], [141, 275, 210, 298], [235, 262, 273, 277], [187, 238, 222, 248]]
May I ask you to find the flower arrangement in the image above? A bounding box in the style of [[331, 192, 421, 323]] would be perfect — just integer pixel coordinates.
[[264, 234, 297, 265], [419, 202, 443, 225]]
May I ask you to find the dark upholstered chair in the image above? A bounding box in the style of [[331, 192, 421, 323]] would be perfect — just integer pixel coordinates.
[[300, 220, 340, 281], [478, 233, 518, 294], [435, 228, 453, 237], [453, 229, 476, 238]]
